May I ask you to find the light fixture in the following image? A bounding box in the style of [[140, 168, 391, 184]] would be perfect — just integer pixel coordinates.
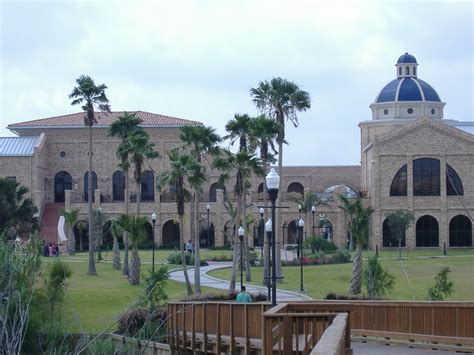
[[259, 207, 264, 216], [298, 218, 305, 228], [265, 219, 272, 232], [151, 212, 157, 222], [311, 205, 316, 213], [206, 203, 211, 211], [265, 168, 280, 190]]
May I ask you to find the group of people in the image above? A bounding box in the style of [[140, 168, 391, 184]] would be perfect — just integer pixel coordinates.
[[185, 240, 195, 254], [42, 241, 61, 257]]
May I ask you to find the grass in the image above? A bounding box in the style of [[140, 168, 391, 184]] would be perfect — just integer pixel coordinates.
[[209, 253, 474, 301], [42, 251, 224, 333]]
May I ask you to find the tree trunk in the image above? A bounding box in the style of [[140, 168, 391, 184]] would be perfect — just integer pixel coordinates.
[[243, 191, 251, 282], [229, 191, 243, 292], [128, 247, 140, 285], [398, 239, 402, 260], [113, 235, 121, 270], [350, 244, 362, 294], [136, 178, 141, 216], [276, 140, 283, 281], [87, 124, 97, 275], [122, 175, 130, 276], [67, 228, 75, 255], [349, 231, 354, 251], [262, 170, 269, 286], [194, 192, 201, 293], [79, 232, 83, 252], [179, 215, 193, 295]]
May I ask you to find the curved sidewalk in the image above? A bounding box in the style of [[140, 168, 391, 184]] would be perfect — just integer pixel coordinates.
[[168, 261, 311, 301]]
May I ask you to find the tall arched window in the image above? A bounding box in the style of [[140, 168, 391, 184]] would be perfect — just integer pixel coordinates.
[[162, 220, 180, 247], [287, 182, 304, 198], [209, 182, 226, 202], [54, 171, 72, 202], [446, 164, 464, 196], [84, 171, 98, 202], [413, 67, 416, 76], [398, 67, 402, 76], [413, 158, 440, 196], [383, 218, 406, 247], [405, 66, 409, 75], [449, 215, 472, 247], [416, 215, 439, 247], [390, 165, 407, 196], [141, 170, 154, 202], [112, 171, 125, 201]]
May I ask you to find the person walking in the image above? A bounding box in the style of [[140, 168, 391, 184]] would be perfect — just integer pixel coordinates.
[[236, 286, 253, 303]]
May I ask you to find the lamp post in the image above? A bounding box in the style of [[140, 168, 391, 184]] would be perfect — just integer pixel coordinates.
[[259, 208, 264, 251], [298, 218, 305, 292], [151, 212, 157, 273], [266, 168, 280, 306], [97, 207, 102, 262], [265, 218, 272, 301], [206, 204, 211, 248], [319, 213, 326, 238], [238, 226, 245, 291], [311, 205, 316, 236], [298, 204, 302, 219]]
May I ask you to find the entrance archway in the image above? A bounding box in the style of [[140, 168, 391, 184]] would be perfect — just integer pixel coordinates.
[[449, 215, 472, 247], [287, 220, 297, 244], [162, 220, 180, 247], [416, 215, 439, 247], [199, 222, 215, 248], [54, 171, 72, 203]]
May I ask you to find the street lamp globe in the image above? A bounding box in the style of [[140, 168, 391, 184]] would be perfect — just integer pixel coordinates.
[[206, 204, 211, 211], [298, 204, 302, 212], [259, 207, 264, 216], [238, 226, 245, 239], [265, 219, 272, 232], [265, 168, 280, 190], [311, 205, 316, 213], [298, 218, 305, 228], [151, 212, 157, 222]]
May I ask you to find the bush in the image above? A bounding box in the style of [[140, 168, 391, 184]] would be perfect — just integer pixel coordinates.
[[325, 292, 377, 300], [45, 260, 73, 313], [167, 252, 208, 266], [282, 250, 350, 266], [323, 241, 337, 253], [363, 255, 395, 298], [208, 245, 232, 250], [248, 251, 259, 266], [208, 254, 233, 262], [333, 249, 351, 263], [180, 291, 268, 302], [427, 267, 454, 300], [117, 307, 148, 336]]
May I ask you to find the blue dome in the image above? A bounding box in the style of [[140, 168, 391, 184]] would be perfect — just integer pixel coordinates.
[[397, 52, 417, 64], [376, 78, 441, 103]]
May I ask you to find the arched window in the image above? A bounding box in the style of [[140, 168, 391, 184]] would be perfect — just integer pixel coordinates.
[[446, 164, 464, 196], [54, 171, 72, 203], [405, 66, 409, 75], [112, 171, 125, 201], [209, 182, 226, 202], [413, 67, 416, 76], [162, 220, 180, 247], [382, 218, 405, 247], [398, 67, 402, 76], [449, 215, 472, 247], [257, 183, 264, 193], [141, 170, 154, 202], [416, 215, 439, 247], [287, 182, 304, 198], [413, 158, 440, 196], [390, 165, 407, 196], [84, 171, 98, 202]]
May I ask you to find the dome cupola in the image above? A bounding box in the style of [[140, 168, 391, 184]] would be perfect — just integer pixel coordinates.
[[370, 53, 445, 120]]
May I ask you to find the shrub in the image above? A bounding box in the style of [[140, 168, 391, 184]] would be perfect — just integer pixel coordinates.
[[180, 291, 268, 302], [208, 245, 232, 250], [142, 267, 168, 308], [117, 307, 148, 336], [248, 251, 259, 266], [167, 252, 208, 266], [45, 260, 72, 314], [323, 241, 337, 253], [325, 292, 376, 300], [333, 249, 351, 263], [363, 255, 395, 298], [304, 235, 324, 253], [208, 254, 233, 262], [427, 267, 454, 301]]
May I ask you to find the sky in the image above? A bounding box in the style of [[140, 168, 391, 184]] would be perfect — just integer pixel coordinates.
[[0, 0, 472, 166]]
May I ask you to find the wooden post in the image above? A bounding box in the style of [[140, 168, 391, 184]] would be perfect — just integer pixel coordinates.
[[283, 315, 292, 353], [203, 303, 207, 353], [216, 303, 221, 353], [191, 304, 195, 351]]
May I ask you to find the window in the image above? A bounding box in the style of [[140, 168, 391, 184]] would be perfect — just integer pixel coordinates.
[[416, 215, 439, 247], [112, 171, 125, 201], [209, 182, 226, 202], [431, 108, 435, 115], [383, 109, 389, 115], [398, 67, 402, 76], [405, 66, 409, 75], [141, 170, 154, 202], [390, 165, 407, 196], [383, 218, 405, 247], [449, 215, 472, 247], [287, 182, 304, 198], [413, 67, 416, 76], [446, 164, 463, 196], [84, 171, 98, 202], [413, 158, 440, 196], [407, 108, 414, 114]]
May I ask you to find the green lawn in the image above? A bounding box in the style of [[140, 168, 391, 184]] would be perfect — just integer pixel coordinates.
[[209, 254, 474, 301], [43, 253, 222, 333]]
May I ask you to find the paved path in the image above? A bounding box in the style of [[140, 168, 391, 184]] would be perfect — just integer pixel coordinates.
[[168, 261, 311, 301], [352, 342, 449, 354]]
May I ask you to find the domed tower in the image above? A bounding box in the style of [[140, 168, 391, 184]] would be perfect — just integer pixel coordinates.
[[370, 53, 445, 120]]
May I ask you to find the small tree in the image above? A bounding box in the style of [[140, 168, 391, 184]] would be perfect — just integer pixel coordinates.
[[385, 210, 415, 259], [363, 255, 395, 298], [427, 267, 454, 300], [108, 220, 122, 270], [142, 267, 169, 309], [44, 260, 72, 315], [119, 214, 147, 285]]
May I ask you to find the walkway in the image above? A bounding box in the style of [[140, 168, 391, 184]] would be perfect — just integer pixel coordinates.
[[352, 342, 449, 354], [168, 261, 311, 301]]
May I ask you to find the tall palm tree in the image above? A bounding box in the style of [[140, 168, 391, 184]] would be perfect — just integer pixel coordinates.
[[69, 75, 110, 276], [179, 125, 221, 293], [60, 208, 80, 255], [109, 112, 143, 276], [156, 150, 206, 295], [107, 220, 122, 270], [338, 194, 358, 251], [347, 198, 374, 294], [118, 214, 147, 285], [250, 78, 310, 278], [214, 149, 264, 291]]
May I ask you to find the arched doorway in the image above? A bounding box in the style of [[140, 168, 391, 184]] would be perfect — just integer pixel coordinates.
[[199, 222, 215, 248], [84, 171, 98, 202], [162, 220, 180, 248], [382, 218, 406, 247], [209, 182, 226, 202], [416, 215, 439, 247], [320, 218, 333, 242], [54, 171, 72, 203], [223, 220, 235, 247], [73, 220, 88, 252], [287, 220, 297, 244], [287, 182, 304, 199], [449, 215, 472, 247]]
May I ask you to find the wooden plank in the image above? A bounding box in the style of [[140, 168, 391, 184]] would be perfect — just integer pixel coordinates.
[[216, 303, 221, 353], [282, 315, 293, 353], [203, 303, 207, 353]]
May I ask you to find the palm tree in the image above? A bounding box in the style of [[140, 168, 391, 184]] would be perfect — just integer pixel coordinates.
[[69, 75, 110, 276], [338, 194, 358, 251], [118, 214, 147, 285], [156, 149, 206, 295], [179, 125, 221, 293], [250, 77, 311, 279], [214, 149, 264, 291], [60, 208, 80, 255], [109, 112, 143, 276], [108, 220, 122, 270], [0, 178, 37, 238], [385, 210, 415, 260], [347, 198, 374, 294]]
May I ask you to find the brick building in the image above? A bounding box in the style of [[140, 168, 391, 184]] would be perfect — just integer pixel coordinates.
[[1, 53, 472, 250]]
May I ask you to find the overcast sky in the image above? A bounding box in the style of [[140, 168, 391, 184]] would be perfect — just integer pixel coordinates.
[[1, 0, 472, 166]]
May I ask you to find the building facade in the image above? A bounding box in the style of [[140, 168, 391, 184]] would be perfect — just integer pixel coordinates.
[[1, 53, 473, 250]]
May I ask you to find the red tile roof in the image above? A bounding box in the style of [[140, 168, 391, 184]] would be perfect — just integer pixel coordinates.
[[8, 111, 202, 129]]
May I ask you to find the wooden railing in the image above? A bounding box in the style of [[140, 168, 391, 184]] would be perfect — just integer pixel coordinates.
[[310, 313, 349, 355]]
